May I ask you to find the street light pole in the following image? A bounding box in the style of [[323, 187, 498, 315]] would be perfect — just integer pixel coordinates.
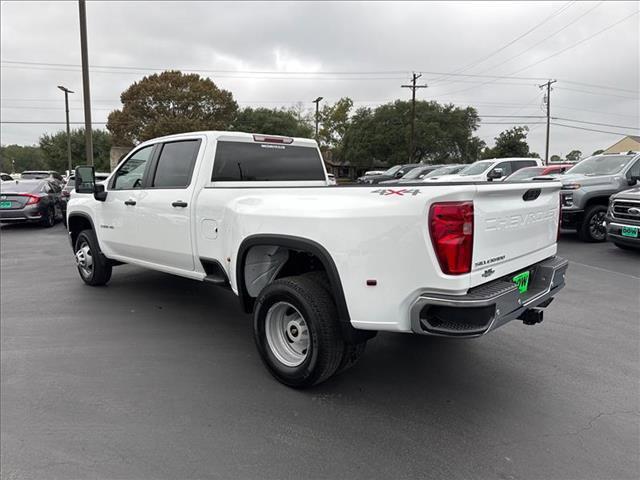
[[58, 86, 74, 176], [313, 96, 323, 143]]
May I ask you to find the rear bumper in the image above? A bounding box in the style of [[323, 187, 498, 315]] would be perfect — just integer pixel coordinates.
[[410, 256, 568, 337], [0, 205, 43, 222]]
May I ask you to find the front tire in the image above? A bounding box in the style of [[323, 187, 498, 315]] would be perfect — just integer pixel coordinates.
[[578, 205, 607, 242], [253, 276, 344, 388], [74, 229, 112, 286]]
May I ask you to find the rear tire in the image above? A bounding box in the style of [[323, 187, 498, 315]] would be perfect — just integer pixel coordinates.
[[578, 205, 607, 242], [41, 206, 55, 228], [253, 276, 344, 388], [74, 229, 112, 286]]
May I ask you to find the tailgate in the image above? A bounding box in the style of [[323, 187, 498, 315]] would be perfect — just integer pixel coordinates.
[[470, 181, 560, 287], [0, 194, 30, 209]]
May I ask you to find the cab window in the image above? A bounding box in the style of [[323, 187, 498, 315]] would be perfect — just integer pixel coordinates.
[[151, 140, 201, 188], [490, 161, 513, 177], [112, 145, 154, 190]]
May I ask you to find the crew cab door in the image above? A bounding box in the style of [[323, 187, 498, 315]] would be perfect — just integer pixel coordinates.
[[130, 138, 202, 271], [99, 144, 156, 260]]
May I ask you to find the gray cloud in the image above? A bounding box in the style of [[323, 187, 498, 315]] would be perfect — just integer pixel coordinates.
[[1, 0, 638, 157]]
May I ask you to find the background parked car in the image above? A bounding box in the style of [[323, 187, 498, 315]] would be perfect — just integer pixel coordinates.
[[0, 179, 63, 227], [605, 186, 640, 250], [434, 158, 542, 182], [357, 164, 421, 184], [1, 173, 14, 183], [504, 164, 574, 182], [422, 164, 465, 181], [20, 170, 64, 187], [559, 152, 640, 242], [379, 164, 443, 184]]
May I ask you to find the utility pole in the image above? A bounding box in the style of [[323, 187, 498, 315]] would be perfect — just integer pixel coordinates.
[[313, 96, 323, 143], [401, 72, 427, 162], [58, 86, 74, 177], [539, 79, 556, 165], [78, 0, 93, 165]]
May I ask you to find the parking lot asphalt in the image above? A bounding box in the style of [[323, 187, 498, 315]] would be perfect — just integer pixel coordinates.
[[1, 223, 639, 480]]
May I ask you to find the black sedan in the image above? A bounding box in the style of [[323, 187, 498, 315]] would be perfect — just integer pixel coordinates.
[[356, 164, 422, 184], [0, 180, 64, 227]]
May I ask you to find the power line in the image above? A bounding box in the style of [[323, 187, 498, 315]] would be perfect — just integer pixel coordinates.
[[557, 79, 639, 94], [0, 59, 550, 81], [429, 1, 575, 84], [432, 10, 639, 98], [553, 117, 639, 131], [555, 86, 639, 100], [551, 122, 636, 136], [469, 1, 603, 78]]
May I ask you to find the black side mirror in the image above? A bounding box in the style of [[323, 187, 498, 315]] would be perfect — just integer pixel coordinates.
[[395, 171, 404, 178], [628, 175, 640, 185], [487, 168, 503, 180], [75, 165, 95, 193], [75, 165, 107, 201]]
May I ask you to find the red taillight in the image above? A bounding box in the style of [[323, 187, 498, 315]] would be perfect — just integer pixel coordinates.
[[253, 134, 294, 144], [429, 201, 474, 275], [23, 194, 41, 205]]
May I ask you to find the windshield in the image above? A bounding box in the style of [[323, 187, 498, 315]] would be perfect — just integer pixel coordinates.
[[426, 165, 463, 177], [0, 180, 42, 193], [507, 167, 546, 181], [402, 166, 430, 179], [459, 161, 493, 176], [567, 155, 634, 176], [382, 165, 402, 176], [21, 172, 49, 179]]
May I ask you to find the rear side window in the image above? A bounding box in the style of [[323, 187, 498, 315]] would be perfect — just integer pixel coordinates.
[[152, 140, 201, 188], [512, 160, 538, 172], [212, 141, 325, 181]]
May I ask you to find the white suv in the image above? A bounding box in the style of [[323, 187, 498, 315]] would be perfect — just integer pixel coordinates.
[[435, 158, 543, 182]]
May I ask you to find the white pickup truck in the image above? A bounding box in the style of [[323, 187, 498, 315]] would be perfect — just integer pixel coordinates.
[[68, 131, 568, 388]]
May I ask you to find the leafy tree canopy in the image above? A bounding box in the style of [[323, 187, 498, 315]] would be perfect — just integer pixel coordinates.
[[550, 154, 562, 162], [107, 70, 237, 146], [340, 100, 483, 167], [39, 129, 112, 172], [231, 107, 313, 138], [318, 97, 354, 152], [482, 126, 535, 159], [592, 149, 604, 156], [0, 144, 46, 173], [565, 149, 582, 162]]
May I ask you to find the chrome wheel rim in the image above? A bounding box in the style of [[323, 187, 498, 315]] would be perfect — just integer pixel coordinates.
[[265, 302, 310, 367], [589, 211, 606, 240], [75, 240, 94, 278]]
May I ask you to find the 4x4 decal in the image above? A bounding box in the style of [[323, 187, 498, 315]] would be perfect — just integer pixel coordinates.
[[371, 188, 421, 196]]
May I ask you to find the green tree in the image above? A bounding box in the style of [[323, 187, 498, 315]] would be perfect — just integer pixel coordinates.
[[340, 100, 483, 167], [482, 126, 533, 159], [107, 70, 237, 146], [318, 97, 353, 151], [566, 150, 582, 162], [231, 107, 313, 137], [0, 144, 46, 173], [550, 154, 562, 162], [39, 129, 112, 172], [592, 149, 604, 155]]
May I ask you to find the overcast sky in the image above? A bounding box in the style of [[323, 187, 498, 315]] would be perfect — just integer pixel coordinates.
[[1, 0, 638, 158]]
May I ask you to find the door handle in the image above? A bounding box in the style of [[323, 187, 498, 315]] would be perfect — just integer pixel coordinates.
[[124, 199, 136, 206], [172, 201, 188, 208]]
